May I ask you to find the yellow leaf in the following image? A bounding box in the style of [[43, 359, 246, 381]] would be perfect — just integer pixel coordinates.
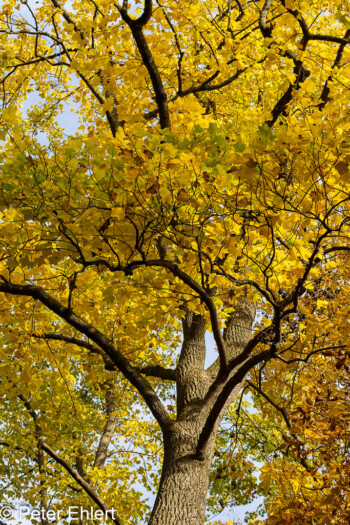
[[111, 207, 125, 220]]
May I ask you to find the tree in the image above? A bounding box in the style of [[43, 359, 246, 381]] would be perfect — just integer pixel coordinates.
[[0, 0, 350, 523], [245, 321, 350, 524]]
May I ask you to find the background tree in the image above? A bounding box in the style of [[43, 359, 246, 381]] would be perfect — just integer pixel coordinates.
[[0, 0, 350, 523]]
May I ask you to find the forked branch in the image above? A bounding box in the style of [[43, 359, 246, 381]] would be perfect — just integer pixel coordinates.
[[40, 442, 124, 525], [0, 280, 171, 430]]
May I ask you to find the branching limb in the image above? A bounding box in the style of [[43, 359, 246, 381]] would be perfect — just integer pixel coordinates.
[[193, 349, 273, 460], [138, 365, 176, 381], [282, 1, 350, 45], [135, 0, 153, 27], [40, 442, 124, 525], [94, 381, 117, 469], [259, 0, 274, 38], [144, 65, 249, 121], [118, 1, 170, 128], [0, 280, 171, 430]]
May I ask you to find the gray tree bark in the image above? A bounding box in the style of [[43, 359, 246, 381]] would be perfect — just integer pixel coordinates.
[[149, 420, 214, 525], [149, 299, 255, 525]]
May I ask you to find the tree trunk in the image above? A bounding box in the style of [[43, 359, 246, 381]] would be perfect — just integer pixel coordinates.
[[148, 419, 215, 525], [149, 300, 256, 524]]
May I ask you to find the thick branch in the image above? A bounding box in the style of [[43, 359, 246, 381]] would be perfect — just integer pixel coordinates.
[[259, 0, 274, 37], [94, 383, 117, 469], [308, 33, 350, 45], [139, 364, 176, 381], [136, 0, 153, 27], [280, 1, 309, 40], [267, 51, 310, 126], [281, 1, 350, 46], [0, 281, 171, 430], [176, 312, 208, 414], [194, 349, 273, 459], [324, 246, 350, 255], [223, 298, 256, 358], [119, 3, 170, 128]]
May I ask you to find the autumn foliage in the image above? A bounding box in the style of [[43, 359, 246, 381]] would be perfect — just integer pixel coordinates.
[[0, 0, 350, 523]]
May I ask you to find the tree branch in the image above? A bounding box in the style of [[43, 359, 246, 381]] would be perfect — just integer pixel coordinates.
[[259, 0, 274, 38], [118, 2, 170, 128], [247, 381, 313, 471], [136, 0, 153, 27], [267, 50, 310, 126], [40, 442, 123, 525], [319, 30, 350, 108], [79, 258, 229, 372], [0, 280, 171, 430], [247, 380, 290, 428], [94, 382, 117, 469], [192, 349, 273, 460], [139, 364, 176, 381], [159, 261, 228, 371], [33, 333, 116, 370]]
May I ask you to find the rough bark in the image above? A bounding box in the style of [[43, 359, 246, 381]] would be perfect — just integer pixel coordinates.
[[149, 299, 256, 524], [94, 383, 117, 469], [224, 297, 256, 359], [176, 312, 209, 415], [149, 419, 214, 525], [149, 381, 243, 525]]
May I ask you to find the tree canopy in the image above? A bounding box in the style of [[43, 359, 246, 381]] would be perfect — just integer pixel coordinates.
[[0, 0, 350, 523]]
